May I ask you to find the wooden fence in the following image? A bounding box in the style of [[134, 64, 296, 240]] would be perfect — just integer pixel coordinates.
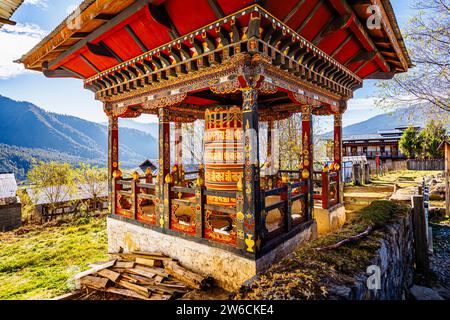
[[407, 159, 444, 171]]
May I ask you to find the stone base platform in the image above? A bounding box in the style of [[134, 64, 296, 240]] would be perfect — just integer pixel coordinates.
[[313, 203, 346, 235], [107, 215, 317, 291]]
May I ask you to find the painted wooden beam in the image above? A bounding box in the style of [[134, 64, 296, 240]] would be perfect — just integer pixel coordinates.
[[283, 0, 306, 23], [125, 25, 148, 52], [330, 33, 352, 56], [326, 0, 390, 72], [296, 0, 324, 34], [346, 50, 376, 65], [43, 66, 84, 79], [80, 53, 100, 73], [207, 0, 224, 18], [0, 17, 16, 26], [312, 14, 352, 45], [86, 42, 123, 64], [94, 13, 116, 20], [148, 4, 180, 39], [48, 0, 153, 70]]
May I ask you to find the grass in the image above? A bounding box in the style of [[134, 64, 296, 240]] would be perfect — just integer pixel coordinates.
[[371, 170, 442, 188], [237, 201, 409, 300], [0, 216, 108, 300]]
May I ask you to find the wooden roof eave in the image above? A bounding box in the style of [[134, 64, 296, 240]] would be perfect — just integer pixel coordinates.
[[18, 0, 135, 70], [0, 0, 24, 28]]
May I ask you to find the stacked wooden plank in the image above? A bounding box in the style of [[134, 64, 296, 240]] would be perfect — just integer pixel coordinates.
[[71, 251, 210, 300]]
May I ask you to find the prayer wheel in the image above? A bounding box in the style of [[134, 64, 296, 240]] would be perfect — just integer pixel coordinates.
[[204, 106, 243, 205]]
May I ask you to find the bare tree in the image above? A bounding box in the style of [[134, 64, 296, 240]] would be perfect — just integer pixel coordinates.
[[377, 0, 450, 119]]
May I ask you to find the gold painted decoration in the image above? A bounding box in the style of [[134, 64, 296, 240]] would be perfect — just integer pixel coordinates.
[[301, 168, 310, 179], [245, 234, 255, 253]]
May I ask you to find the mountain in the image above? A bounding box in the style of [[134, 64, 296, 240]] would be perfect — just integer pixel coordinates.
[[115, 119, 159, 137], [321, 108, 422, 138], [0, 95, 158, 180], [340, 108, 422, 136]]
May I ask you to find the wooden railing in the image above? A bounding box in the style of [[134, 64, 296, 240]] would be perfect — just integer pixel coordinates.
[[313, 170, 340, 209], [262, 181, 308, 239], [111, 169, 311, 254]]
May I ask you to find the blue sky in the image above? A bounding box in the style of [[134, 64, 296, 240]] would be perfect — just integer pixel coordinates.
[[0, 0, 416, 126]]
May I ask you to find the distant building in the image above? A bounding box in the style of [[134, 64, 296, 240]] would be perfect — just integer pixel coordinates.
[[25, 182, 108, 221], [133, 159, 199, 181], [133, 159, 159, 176], [0, 173, 21, 232], [342, 126, 420, 170]]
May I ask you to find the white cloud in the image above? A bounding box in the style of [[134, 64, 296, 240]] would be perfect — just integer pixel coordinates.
[[0, 23, 46, 79], [24, 0, 48, 8]]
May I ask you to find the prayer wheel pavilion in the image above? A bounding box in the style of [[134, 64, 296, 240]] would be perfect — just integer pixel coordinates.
[[20, 0, 411, 290]]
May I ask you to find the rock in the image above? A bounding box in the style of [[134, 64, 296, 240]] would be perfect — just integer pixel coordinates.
[[430, 182, 445, 194], [410, 285, 444, 300], [328, 286, 352, 300], [390, 187, 418, 204]]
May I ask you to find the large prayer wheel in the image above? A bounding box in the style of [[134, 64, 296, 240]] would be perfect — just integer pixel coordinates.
[[204, 106, 243, 206]]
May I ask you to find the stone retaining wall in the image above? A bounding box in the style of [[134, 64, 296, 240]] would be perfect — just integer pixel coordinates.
[[329, 210, 414, 300]]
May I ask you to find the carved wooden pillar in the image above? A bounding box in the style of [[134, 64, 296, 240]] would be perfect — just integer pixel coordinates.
[[334, 114, 342, 169], [334, 114, 343, 203], [301, 106, 314, 220], [108, 116, 119, 210], [267, 120, 273, 178], [241, 88, 265, 254], [174, 122, 182, 166], [157, 107, 171, 229]]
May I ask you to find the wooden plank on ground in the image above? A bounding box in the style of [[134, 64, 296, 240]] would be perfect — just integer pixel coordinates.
[[126, 267, 157, 279], [117, 279, 150, 296], [135, 257, 163, 267], [134, 265, 169, 277], [97, 269, 121, 282], [80, 276, 109, 290], [115, 261, 135, 269], [123, 273, 156, 285], [165, 261, 205, 289], [106, 287, 152, 300], [154, 275, 164, 283], [131, 251, 173, 260], [73, 260, 117, 280]]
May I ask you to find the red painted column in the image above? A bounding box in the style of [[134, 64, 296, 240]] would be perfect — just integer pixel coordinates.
[[157, 107, 171, 229], [301, 106, 313, 220], [108, 115, 119, 211], [334, 114, 343, 203]]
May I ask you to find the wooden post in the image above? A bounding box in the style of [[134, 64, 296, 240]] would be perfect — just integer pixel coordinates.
[[131, 173, 139, 220], [322, 171, 329, 209], [301, 106, 314, 220], [195, 186, 204, 238], [111, 170, 122, 216], [236, 188, 245, 250], [334, 114, 342, 203], [108, 115, 119, 211], [157, 107, 171, 229], [285, 182, 292, 231], [174, 122, 182, 166], [411, 195, 429, 273], [241, 88, 264, 253]]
